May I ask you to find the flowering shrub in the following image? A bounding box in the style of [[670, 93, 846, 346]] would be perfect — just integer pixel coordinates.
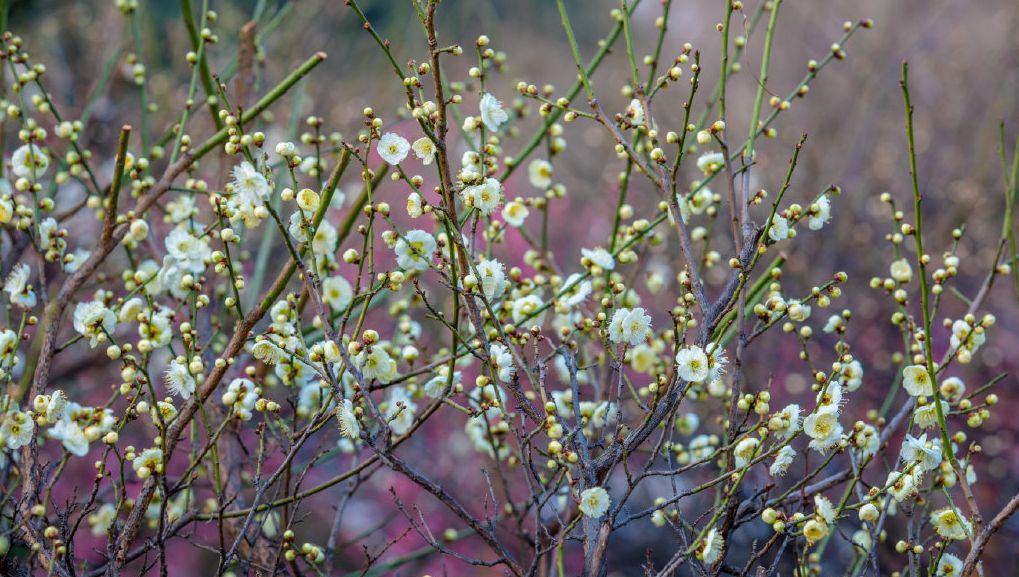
[[0, 1, 1016, 576]]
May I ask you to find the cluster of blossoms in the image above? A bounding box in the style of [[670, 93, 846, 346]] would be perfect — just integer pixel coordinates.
[[0, 2, 1013, 576]]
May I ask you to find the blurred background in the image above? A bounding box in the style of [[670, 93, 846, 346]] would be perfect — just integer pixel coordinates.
[[6, 0, 1019, 574]]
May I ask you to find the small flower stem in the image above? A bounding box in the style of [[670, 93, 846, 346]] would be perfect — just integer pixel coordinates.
[[900, 62, 953, 459]]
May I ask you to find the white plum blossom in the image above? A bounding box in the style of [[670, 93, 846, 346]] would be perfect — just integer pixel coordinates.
[[4, 263, 35, 308], [501, 200, 529, 227], [578, 487, 610, 518], [322, 275, 353, 312], [803, 409, 842, 452], [581, 247, 615, 270], [608, 307, 653, 346], [462, 177, 503, 215], [12, 143, 49, 178], [1, 410, 34, 450], [411, 136, 436, 164], [675, 345, 710, 383], [164, 358, 197, 399], [700, 528, 723, 565], [936, 554, 963, 577], [377, 133, 410, 164], [384, 387, 417, 435], [489, 343, 515, 382], [394, 230, 436, 271], [479, 92, 509, 132], [527, 159, 553, 189], [900, 433, 942, 472], [902, 365, 933, 396], [768, 215, 791, 242], [769, 445, 797, 476], [625, 98, 644, 126], [73, 301, 116, 348], [475, 259, 507, 301], [696, 152, 725, 176], [336, 398, 360, 440], [222, 378, 258, 420], [808, 195, 832, 230], [890, 258, 913, 283], [733, 437, 759, 468]]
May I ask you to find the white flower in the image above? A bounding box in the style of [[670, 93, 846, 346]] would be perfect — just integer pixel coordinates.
[[696, 152, 724, 176], [490, 343, 515, 382], [769, 445, 796, 476], [902, 365, 933, 396], [384, 387, 417, 435], [222, 378, 258, 420], [685, 187, 714, 216], [73, 301, 116, 348], [890, 258, 913, 283], [705, 342, 728, 382], [424, 368, 461, 398], [37, 390, 68, 423], [164, 358, 196, 399], [675, 345, 709, 383], [803, 519, 829, 545], [501, 200, 529, 227], [12, 143, 49, 178], [900, 433, 942, 472], [462, 177, 503, 215], [914, 400, 949, 429], [786, 300, 811, 322], [231, 161, 271, 202], [803, 409, 842, 452], [479, 92, 509, 132], [768, 215, 791, 242], [626, 98, 644, 126], [581, 247, 615, 270], [931, 507, 972, 541], [476, 259, 507, 301], [700, 528, 723, 565], [336, 398, 360, 439], [608, 307, 653, 347], [1, 410, 34, 449], [733, 437, 759, 468], [940, 376, 966, 401], [841, 360, 864, 392], [768, 404, 801, 439], [950, 319, 985, 354], [808, 195, 831, 230], [885, 469, 916, 502], [133, 447, 163, 479], [560, 273, 592, 308], [356, 346, 398, 383], [823, 314, 844, 333], [377, 133, 410, 165], [322, 275, 353, 313], [629, 344, 657, 374], [251, 339, 284, 365], [4, 263, 35, 308], [578, 487, 610, 518], [527, 159, 553, 189], [814, 494, 836, 524], [406, 192, 424, 217], [296, 188, 320, 212], [51, 418, 89, 456], [165, 227, 210, 274], [936, 553, 963, 577], [394, 230, 436, 271], [411, 136, 436, 165]]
